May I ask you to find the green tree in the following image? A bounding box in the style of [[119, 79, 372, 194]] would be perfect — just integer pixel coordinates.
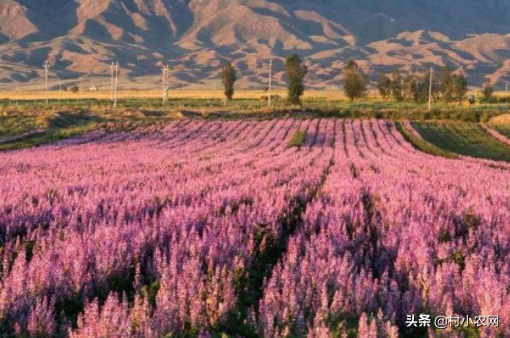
[[482, 79, 494, 102], [411, 73, 429, 103], [376, 71, 392, 99], [452, 73, 468, 103], [403, 74, 423, 103], [430, 68, 441, 102], [402, 73, 414, 101], [390, 68, 403, 102], [440, 65, 454, 102], [221, 62, 238, 101], [343, 60, 368, 101], [285, 54, 308, 105], [404, 69, 438, 103]]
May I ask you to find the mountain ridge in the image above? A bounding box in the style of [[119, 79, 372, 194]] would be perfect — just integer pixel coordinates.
[[2, 0, 510, 88]]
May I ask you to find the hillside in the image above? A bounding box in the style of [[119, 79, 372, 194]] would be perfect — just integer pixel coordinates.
[[2, 0, 510, 89]]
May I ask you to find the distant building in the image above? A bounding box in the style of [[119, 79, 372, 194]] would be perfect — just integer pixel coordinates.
[[89, 85, 98, 91]]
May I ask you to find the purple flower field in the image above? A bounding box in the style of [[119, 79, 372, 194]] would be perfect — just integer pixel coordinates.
[[0, 119, 509, 338]]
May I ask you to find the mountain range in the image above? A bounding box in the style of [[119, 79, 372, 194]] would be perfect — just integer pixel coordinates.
[[2, 0, 510, 89]]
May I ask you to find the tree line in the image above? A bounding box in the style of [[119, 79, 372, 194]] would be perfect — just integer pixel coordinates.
[[221, 54, 308, 106], [375, 66, 470, 103], [221, 55, 496, 105]]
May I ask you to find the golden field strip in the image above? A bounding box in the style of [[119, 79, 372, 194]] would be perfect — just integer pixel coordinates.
[[0, 89, 352, 101], [0, 88, 499, 102]]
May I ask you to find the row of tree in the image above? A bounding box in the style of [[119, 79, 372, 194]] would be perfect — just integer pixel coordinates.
[[221, 55, 494, 104], [221, 54, 308, 105], [355, 64, 498, 103], [375, 66, 469, 103]]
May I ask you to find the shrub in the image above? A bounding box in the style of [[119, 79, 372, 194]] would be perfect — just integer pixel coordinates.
[[481, 79, 494, 102], [288, 130, 307, 148], [480, 112, 491, 123]]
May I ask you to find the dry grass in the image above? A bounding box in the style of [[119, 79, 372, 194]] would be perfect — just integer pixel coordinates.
[[492, 91, 510, 98], [489, 113, 510, 125], [0, 89, 353, 101]]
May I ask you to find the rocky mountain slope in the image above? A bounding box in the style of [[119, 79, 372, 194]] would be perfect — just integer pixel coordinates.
[[1, 0, 510, 89]]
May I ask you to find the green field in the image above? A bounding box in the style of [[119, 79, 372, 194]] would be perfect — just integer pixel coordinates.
[[2, 96, 510, 123], [413, 122, 510, 162], [0, 115, 39, 138], [493, 125, 510, 139], [395, 122, 459, 159], [0, 110, 177, 151]]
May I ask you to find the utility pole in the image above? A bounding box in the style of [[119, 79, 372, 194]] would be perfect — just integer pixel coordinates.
[[506, 82, 508, 95], [166, 67, 170, 102], [428, 67, 433, 112], [43, 61, 50, 105], [268, 59, 273, 107], [162, 65, 169, 105], [113, 61, 119, 108], [109, 62, 116, 101]]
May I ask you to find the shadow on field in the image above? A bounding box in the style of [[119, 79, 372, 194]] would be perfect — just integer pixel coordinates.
[[47, 111, 104, 129], [140, 110, 167, 118], [0, 111, 107, 151]]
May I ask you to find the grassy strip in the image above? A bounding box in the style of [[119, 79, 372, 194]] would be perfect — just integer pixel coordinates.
[[288, 130, 307, 147], [0, 127, 94, 151], [494, 125, 510, 139], [0, 110, 178, 151], [395, 121, 459, 159], [0, 129, 45, 144], [0, 115, 39, 138], [2, 98, 510, 123], [413, 122, 510, 162], [0, 112, 99, 151]]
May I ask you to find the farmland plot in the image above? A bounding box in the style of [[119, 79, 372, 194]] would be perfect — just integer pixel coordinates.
[[493, 125, 510, 140], [0, 119, 509, 337], [413, 122, 510, 162]]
